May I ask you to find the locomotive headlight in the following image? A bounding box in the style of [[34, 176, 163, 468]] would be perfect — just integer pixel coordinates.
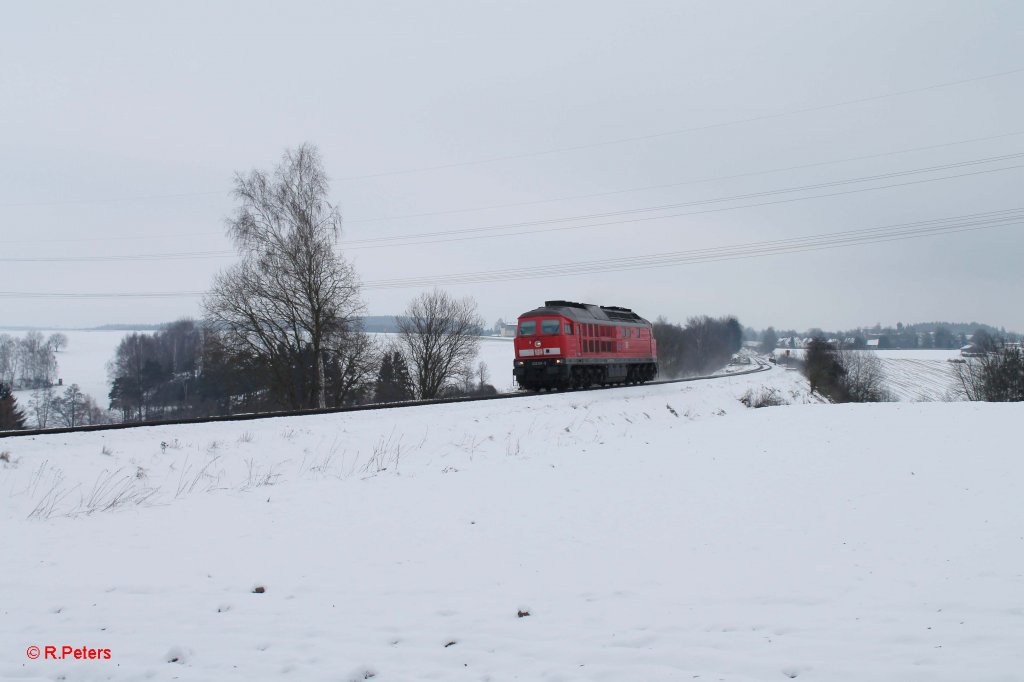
[[517, 361, 525, 366], [555, 359, 562, 364]]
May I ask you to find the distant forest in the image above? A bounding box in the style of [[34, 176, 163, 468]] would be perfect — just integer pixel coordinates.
[[752, 321, 1022, 351]]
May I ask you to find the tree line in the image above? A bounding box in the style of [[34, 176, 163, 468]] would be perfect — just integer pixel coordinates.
[[758, 321, 1020, 353], [652, 315, 743, 378], [104, 144, 492, 424], [0, 331, 66, 390]]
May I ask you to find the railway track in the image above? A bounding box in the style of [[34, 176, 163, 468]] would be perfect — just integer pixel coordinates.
[[0, 360, 772, 440]]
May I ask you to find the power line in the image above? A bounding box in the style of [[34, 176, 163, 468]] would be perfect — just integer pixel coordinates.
[[360, 209, 1024, 289], [339, 153, 1024, 247], [334, 66, 1024, 181], [0, 250, 234, 263], [2, 68, 1022, 210], [346, 129, 1024, 224], [0, 290, 206, 300], [4, 157, 1021, 263], [2, 209, 1019, 299], [3, 131, 1020, 245], [0, 190, 226, 209], [344, 165, 1024, 250]]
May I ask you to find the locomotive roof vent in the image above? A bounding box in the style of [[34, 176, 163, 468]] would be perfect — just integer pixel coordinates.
[[601, 305, 642, 321], [544, 300, 589, 309]]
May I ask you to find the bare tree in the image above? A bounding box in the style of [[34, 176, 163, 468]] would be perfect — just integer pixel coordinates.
[[52, 384, 88, 428], [0, 334, 15, 387], [324, 326, 380, 406], [47, 333, 69, 353], [397, 289, 484, 399], [203, 144, 363, 410], [29, 385, 55, 429], [13, 332, 56, 389]]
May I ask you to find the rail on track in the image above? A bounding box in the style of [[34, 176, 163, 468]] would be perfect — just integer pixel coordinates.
[[0, 361, 771, 440]]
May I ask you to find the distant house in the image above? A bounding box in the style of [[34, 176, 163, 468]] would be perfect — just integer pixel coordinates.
[[865, 339, 880, 348], [961, 344, 984, 357], [500, 324, 518, 338]]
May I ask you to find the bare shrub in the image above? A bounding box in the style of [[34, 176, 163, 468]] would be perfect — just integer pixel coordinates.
[[837, 349, 892, 403], [803, 339, 891, 403], [176, 456, 224, 498], [81, 468, 159, 514], [242, 458, 281, 489], [26, 465, 151, 519], [740, 387, 788, 408], [362, 431, 403, 475], [953, 347, 1024, 401]]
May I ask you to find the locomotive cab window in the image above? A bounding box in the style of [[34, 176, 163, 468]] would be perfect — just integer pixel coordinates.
[[541, 320, 561, 335], [518, 320, 536, 336], [564, 323, 573, 335]]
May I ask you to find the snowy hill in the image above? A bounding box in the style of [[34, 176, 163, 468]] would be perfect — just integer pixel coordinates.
[[2, 368, 1023, 681]]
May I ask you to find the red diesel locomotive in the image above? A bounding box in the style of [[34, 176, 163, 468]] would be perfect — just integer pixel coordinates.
[[513, 300, 658, 391]]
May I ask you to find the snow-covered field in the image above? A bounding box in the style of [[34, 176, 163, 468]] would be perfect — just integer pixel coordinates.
[[3, 367, 1022, 681], [874, 354, 962, 402], [6, 330, 138, 408], [475, 336, 516, 392], [774, 348, 966, 402]]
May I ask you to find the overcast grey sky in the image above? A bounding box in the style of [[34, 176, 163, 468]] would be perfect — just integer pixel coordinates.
[[2, 0, 1023, 332]]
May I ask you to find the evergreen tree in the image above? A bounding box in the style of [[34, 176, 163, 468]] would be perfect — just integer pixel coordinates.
[[374, 351, 414, 403], [0, 382, 27, 430], [803, 338, 846, 399], [933, 326, 956, 349]]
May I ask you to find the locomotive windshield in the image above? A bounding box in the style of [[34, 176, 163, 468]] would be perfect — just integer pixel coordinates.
[[541, 320, 561, 335], [518, 320, 536, 336]]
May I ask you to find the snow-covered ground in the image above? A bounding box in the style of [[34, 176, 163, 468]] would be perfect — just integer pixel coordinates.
[[3, 367, 1022, 681]]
